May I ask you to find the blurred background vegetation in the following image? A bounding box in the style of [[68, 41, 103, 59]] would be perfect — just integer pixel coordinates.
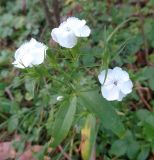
[[0, 0, 154, 159]]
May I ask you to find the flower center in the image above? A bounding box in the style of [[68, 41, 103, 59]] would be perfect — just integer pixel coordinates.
[[113, 81, 118, 86], [65, 27, 71, 32]]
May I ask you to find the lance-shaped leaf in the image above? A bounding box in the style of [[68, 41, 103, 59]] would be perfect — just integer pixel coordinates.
[[51, 96, 77, 148], [81, 114, 96, 160], [79, 90, 125, 137]]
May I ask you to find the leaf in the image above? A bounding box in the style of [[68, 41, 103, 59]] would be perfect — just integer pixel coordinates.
[[12, 140, 25, 153], [137, 146, 150, 160], [25, 77, 36, 98], [149, 78, 154, 91], [82, 54, 95, 66], [0, 99, 10, 113], [151, 141, 154, 153], [126, 140, 139, 159], [144, 18, 154, 48], [110, 140, 127, 156], [136, 109, 150, 122], [136, 109, 154, 141], [51, 96, 77, 148], [138, 67, 154, 90], [110, 130, 139, 158], [142, 67, 154, 80], [81, 114, 96, 160], [0, 82, 6, 90], [143, 124, 154, 141], [8, 116, 18, 133], [33, 145, 48, 160], [125, 131, 140, 159], [79, 90, 125, 137]]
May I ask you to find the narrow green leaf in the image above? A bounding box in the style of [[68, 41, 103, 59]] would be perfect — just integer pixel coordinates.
[[8, 116, 18, 133], [51, 96, 77, 147], [79, 90, 125, 137], [25, 77, 36, 98], [81, 114, 96, 160]]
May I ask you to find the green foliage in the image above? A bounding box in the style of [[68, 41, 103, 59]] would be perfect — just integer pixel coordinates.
[[0, 0, 154, 159], [8, 115, 19, 133], [144, 18, 154, 48], [137, 109, 154, 141], [110, 131, 140, 159], [79, 90, 125, 137], [51, 96, 77, 148]]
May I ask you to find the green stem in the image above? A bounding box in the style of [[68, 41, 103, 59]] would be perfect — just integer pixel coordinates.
[[107, 17, 138, 43]]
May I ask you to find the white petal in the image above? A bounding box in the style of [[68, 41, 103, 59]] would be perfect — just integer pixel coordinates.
[[51, 17, 90, 47], [14, 43, 28, 60], [59, 33, 77, 48], [101, 85, 120, 101], [119, 80, 133, 94], [22, 54, 33, 67], [66, 17, 91, 37], [51, 28, 59, 43], [117, 91, 126, 101], [51, 27, 77, 48], [12, 60, 25, 69], [66, 17, 86, 29], [98, 69, 112, 85], [74, 25, 91, 37], [30, 41, 47, 65], [112, 67, 129, 82], [30, 38, 37, 44], [31, 38, 47, 50], [13, 54, 33, 68], [13, 38, 47, 68], [57, 96, 64, 101], [30, 48, 46, 65]]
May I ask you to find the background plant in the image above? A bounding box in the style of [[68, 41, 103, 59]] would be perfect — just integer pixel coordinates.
[[0, 0, 154, 160]]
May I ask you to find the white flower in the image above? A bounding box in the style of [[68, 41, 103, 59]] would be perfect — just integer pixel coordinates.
[[51, 17, 91, 48], [98, 67, 133, 101], [12, 38, 48, 69], [57, 96, 64, 101]]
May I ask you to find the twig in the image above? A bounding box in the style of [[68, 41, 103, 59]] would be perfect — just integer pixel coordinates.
[[40, 0, 56, 28], [69, 135, 74, 158], [135, 82, 152, 111], [22, 0, 26, 15], [135, 86, 151, 100], [52, 0, 60, 25], [58, 145, 71, 160], [130, 0, 148, 5], [137, 0, 149, 65], [106, 0, 112, 15], [131, 11, 154, 18], [40, 24, 48, 41], [5, 87, 14, 101]]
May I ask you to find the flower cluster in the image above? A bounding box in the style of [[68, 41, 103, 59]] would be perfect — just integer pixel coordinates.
[[51, 17, 91, 48], [12, 17, 133, 101], [12, 38, 48, 69], [98, 67, 133, 101]]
